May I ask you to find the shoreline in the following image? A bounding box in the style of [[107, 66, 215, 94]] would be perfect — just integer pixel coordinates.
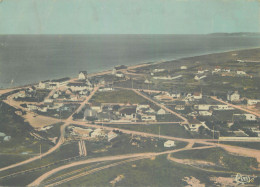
[[1, 46, 260, 91]]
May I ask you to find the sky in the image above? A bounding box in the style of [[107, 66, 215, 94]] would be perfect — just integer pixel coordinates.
[[0, 0, 259, 34]]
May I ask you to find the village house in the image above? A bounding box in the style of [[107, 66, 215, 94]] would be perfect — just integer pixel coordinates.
[[67, 83, 91, 92], [84, 108, 97, 119], [157, 108, 166, 115], [141, 114, 156, 122], [115, 72, 125, 78], [184, 93, 194, 102], [188, 119, 206, 132], [199, 111, 212, 116], [153, 69, 165, 73], [244, 114, 257, 121], [136, 104, 150, 113], [119, 107, 137, 122], [193, 92, 202, 100], [27, 104, 38, 111], [171, 92, 181, 99], [214, 66, 221, 72], [180, 66, 187, 70], [213, 105, 234, 110], [164, 140, 175, 148], [194, 104, 211, 111], [194, 75, 206, 81], [227, 91, 240, 102], [236, 70, 246, 75], [175, 105, 185, 111], [144, 79, 152, 84], [247, 99, 260, 106], [234, 114, 257, 121], [78, 71, 88, 80], [91, 104, 102, 113], [223, 67, 231, 72], [197, 68, 204, 74], [99, 87, 114, 92], [38, 80, 50, 89]]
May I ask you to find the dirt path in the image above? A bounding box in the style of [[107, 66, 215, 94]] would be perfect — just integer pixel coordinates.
[[211, 96, 260, 118], [29, 145, 212, 186], [0, 86, 100, 173]]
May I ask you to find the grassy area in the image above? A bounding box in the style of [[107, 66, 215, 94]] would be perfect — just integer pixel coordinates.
[[63, 155, 231, 186], [219, 141, 260, 150], [90, 89, 148, 104], [101, 123, 192, 139], [0, 141, 80, 186], [0, 101, 52, 155], [172, 147, 258, 173], [84, 134, 187, 159]]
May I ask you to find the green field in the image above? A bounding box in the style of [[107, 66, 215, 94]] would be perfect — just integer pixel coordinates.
[[0, 102, 52, 155], [0, 141, 80, 186], [90, 89, 148, 104], [101, 123, 192, 138], [172, 147, 259, 173], [84, 134, 187, 158], [62, 155, 232, 187]]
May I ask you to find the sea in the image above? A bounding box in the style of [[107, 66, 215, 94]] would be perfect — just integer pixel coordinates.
[[1, 34, 260, 89]]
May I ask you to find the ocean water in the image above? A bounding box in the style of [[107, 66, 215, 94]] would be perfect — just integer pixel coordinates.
[[1, 34, 260, 88]]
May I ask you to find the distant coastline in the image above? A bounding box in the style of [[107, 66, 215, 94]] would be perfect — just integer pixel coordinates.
[[1, 46, 260, 91], [1, 34, 260, 89]]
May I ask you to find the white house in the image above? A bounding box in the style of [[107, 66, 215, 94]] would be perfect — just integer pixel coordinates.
[[164, 140, 175, 147], [237, 70, 246, 75], [214, 66, 221, 72], [67, 83, 90, 92], [193, 92, 202, 100], [99, 87, 114, 92], [227, 91, 240, 102], [214, 105, 234, 111], [78, 71, 88, 80], [91, 105, 102, 113], [247, 99, 260, 106], [194, 75, 206, 81], [197, 68, 204, 74], [136, 104, 150, 112], [115, 73, 124, 78], [144, 79, 152, 84], [199, 111, 212, 116], [171, 92, 181, 99], [223, 67, 231, 72], [180, 66, 187, 70], [27, 104, 38, 111], [157, 108, 166, 115], [141, 114, 156, 122], [44, 99, 54, 104], [153, 69, 165, 73], [194, 105, 211, 111], [244, 114, 257, 121], [38, 80, 50, 89]]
